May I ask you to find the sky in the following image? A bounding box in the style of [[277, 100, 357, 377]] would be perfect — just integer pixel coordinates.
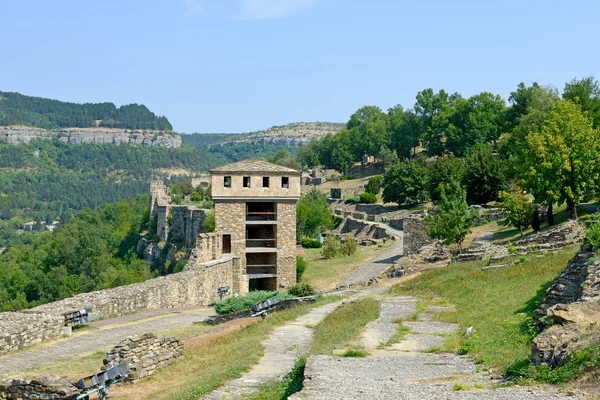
[[0, 0, 599, 133]]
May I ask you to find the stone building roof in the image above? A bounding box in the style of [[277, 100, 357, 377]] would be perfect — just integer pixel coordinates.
[[209, 159, 300, 175]]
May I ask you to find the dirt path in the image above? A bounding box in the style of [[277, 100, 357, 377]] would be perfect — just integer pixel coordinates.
[[0, 307, 212, 377], [291, 297, 573, 400], [336, 221, 404, 289]]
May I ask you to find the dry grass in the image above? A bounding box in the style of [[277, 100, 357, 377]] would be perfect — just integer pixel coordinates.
[[300, 243, 392, 291], [109, 298, 340, 400], [8, 350, 108, 379]]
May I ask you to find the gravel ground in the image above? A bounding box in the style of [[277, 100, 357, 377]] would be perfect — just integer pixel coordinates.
[[291, 354, 572, 400]]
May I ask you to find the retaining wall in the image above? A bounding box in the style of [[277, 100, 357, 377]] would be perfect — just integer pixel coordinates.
[[0, 376, 79, 400], [103, 333, 184, 383]]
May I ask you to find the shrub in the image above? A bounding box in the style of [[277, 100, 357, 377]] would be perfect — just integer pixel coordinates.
[[341, 174, 354, 180], [214, 290, 292, 315], [203, 209, 215, 232], [359, 192, 377, 204], [321, 236, 341, 259], [340, 235, 358, 256], [343, 196, 360, 204], [288, 282, 314, 297], [301, 237, 322, 248], [365, 175, 383, 195], [296, 256, 308, 281], [586, 214, 600, 249]]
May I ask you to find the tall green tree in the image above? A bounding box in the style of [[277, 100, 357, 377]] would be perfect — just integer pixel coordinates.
[[522, 99, 600, 219], [296, 189, 335, 238], [382, 158, 431, 206], [563, 76, 600, 128], [462, 144, 506, 204], [425, 181, 477, 252], [498, 187, 531, 235], [429, 155, 465, 201]]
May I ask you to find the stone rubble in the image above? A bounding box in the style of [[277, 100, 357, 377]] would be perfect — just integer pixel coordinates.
[[0, 376, 79, 400]]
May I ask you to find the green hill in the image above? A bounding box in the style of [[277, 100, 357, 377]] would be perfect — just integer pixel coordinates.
[[0, 91, 172, 130]]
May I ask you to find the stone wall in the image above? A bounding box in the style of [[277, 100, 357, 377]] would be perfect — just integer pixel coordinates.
[[0, 255, 240, 356], [103, 333, 184, 383], [277, 201, 298, 288], [399, 217, 432, 255], [214, 202, 246, 293], [0, 312, 63, 356], [336, 217, 395, 242], [531, 245, 600, 367], [0, 376, 79, 400], [169, 206, 207, 248], [513, 220, 583, 249]]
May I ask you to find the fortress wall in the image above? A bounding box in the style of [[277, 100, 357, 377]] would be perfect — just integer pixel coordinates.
[[0, 255, 239, 356]]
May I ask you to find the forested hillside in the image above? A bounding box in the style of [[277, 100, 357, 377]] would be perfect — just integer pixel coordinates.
[[0, 91, 172, 130], [0, 140, 229, 246], [0, 196, 152, 311]]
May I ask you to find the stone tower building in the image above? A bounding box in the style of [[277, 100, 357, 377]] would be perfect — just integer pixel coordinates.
[[210, 160, 301, 293]]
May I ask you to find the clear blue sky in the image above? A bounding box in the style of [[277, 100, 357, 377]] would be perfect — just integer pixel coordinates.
[[1, 0, 598, 133]]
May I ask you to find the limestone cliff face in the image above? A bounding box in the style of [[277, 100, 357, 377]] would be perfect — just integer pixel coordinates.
[[0, 126, 182, 147]]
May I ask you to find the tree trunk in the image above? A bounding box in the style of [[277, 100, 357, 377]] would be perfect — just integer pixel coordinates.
[[519, 226, 523, 236], [569, 202, 578, 220], [547, 203, 554, 226]]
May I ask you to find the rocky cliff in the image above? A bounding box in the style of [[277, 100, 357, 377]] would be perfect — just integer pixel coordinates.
[[0, 126, 182, 147]]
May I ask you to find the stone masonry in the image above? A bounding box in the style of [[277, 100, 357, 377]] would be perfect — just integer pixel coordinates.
[[103, 333, 184, 383], [0, 376, 79, 400], [210, 160, 301, 292]]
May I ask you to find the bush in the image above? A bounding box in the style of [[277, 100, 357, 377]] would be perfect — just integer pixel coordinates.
[[359, 192, 377, 204], [203, 209, 215, 232], [300, 238, 322, 248], [288, 282, 314, 297], [343, 196, 360, 204], [296, 256, 308, 281], [214, 290, 292, 315], [586, 214, 600, 249], [341, 174, 354, 180], [365, 175, 383, 195], [322, 236, 341, 259], [340, 235, 358, 256], [321, 235, 357, 258]]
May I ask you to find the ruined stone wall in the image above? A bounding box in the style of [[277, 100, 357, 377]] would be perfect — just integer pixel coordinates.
[[277, 201, 297, 288], [399, 217, 432, 255], [168, 206, 207, 247], [0, 255, 240, 355], [513, 220, 583, 249], [103, 333, 184, 383], [0, 376, 79, 400], [0, 312, 63, 356], [189, 233, 223, 264], [336, 217, 395, 241], [157, 204, 170, 242]]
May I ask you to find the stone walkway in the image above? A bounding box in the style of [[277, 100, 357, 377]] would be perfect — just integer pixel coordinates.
[[201, 299, 345, 400], [337, 223, 404, 289], [292, 297, 574, 400], [0, 307, 212, 377]]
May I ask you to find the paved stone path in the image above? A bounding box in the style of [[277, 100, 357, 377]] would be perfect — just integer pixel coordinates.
[[337, 222, 404, 289], [292, 297, 574, 400], [0, 307, 212, 377], [201, 299, 344, 400]]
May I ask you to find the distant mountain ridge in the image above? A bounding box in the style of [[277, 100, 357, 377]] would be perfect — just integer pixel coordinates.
[[0, 91, 172, 131], [206, 121, 345, 146]]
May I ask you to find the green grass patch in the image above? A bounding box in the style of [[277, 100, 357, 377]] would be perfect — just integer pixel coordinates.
[[515, 346, 600, 384], [387, 245, 578, 374], [310, 298, 380, 355], [300, 243, 392, 291], [241, 357, 306, 400], [386, 322, 411, 346], [215, 290, 293, 315], [342, 349, 369, 357]]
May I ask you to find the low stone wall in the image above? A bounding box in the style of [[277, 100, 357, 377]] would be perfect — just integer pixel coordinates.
[[0, 255, 240, 356], [0, 312, 63, 355], [531, 245, 600, 367], [513, 220, 583, 248], [399, 217, 432, 255], [103, 333, 184, 383], [0, 376, 79, 400], [476, 207, 506, 224], [335, 216, 398, 243]]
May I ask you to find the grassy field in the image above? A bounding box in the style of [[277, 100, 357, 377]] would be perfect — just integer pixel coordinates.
[[387, 245, 578, 374], [310, 297, 380, 355], [300, 243, 391, 290], [109, 296, 342, 400]]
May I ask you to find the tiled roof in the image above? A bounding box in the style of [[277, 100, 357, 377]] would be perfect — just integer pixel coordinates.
[[209, 159, 300, 174]]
